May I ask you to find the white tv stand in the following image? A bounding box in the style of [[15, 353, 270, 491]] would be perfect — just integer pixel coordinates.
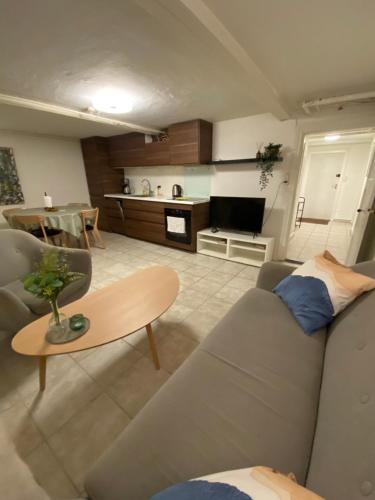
[[197, 228, 275, 267]]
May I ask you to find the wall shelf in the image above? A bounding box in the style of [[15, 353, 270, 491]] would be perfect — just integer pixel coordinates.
[[197, 228, 275, 267], [209, 158, 282, 165]]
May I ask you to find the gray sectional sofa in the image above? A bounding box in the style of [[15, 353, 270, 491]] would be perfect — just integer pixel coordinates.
[[86, 260, 375, 500]]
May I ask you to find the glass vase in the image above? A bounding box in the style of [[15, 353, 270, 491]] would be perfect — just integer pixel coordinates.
[[46, 299, 69, 343]]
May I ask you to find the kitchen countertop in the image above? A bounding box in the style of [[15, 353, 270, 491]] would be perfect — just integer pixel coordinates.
[[104, 194, 210, 205]]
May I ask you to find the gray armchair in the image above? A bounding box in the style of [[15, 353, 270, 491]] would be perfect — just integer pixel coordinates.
[[0, 229, 92, 337]]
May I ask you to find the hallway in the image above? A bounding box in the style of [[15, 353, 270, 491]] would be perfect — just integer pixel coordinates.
[[287, 221, 351, 263]]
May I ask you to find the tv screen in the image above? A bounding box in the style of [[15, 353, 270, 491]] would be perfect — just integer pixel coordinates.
[[209, 196, 265, 234]]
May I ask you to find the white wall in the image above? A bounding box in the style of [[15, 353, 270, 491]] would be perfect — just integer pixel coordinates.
[[0, 130, 90, 227], [297, 140, 373, 223], [124, 113, 297, 259], [211, 114, 298, 258]]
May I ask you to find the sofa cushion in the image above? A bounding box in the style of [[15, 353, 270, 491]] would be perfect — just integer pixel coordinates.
[[273, 252, 375, 334], [85, 288, 326, 500], [306, 261, 375, 500], [151, 466, 324, 500]]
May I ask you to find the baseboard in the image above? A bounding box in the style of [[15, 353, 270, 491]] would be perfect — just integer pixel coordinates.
[[301, 218, 329, 225]]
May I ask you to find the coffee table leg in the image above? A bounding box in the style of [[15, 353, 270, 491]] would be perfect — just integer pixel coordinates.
[[39, 356, 47, 391], [146, 323, 160, 370]]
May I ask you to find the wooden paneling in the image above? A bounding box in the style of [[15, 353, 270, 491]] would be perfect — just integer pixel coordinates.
[[169, 119, 212, 165], [108, 133, 145, 168], [144, 141, 170, 166], [106, 119, 212, 168], [80, 137, 124, 232], [121, 198, 209, 251]]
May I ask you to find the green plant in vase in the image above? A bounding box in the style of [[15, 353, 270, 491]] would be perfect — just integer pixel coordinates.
[[23, 249, 86, 341], [257, 142, 283, 190]]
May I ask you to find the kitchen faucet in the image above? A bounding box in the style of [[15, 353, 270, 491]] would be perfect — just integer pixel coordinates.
[[141, 178, 152, 196]]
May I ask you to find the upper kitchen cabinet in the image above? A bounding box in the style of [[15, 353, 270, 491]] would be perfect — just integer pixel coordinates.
[[108, 132, 145, 168], [169, 119, 212, 165], [144, 140, 170, 166]]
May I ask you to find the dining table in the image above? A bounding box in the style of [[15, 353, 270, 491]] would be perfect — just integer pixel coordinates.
[[7, 204, 91, 240]]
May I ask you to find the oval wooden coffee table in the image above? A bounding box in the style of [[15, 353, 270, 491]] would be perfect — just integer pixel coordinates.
[[12, 266, 179, 391]]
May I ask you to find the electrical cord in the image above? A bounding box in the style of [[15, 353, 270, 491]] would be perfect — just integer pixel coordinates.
[[262, 180, 288, 229]]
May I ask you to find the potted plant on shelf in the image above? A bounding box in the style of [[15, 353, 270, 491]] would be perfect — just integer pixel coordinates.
[[257, 143, 283, 190], [23, 249, 87, 343]]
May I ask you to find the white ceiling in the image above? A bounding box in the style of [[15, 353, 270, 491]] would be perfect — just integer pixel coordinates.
[[0, 0, 374, 138]]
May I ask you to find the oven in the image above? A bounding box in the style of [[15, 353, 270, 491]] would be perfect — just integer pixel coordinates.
[[165, 208, 192, 244]]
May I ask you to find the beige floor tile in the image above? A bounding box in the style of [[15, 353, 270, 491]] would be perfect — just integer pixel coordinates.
[[24, 442, 78, 498], [151, 330, 198, 374], [214, 285, 246, 304], [226, 276, 255, 292], [0, 366, 21, 414], [203, 270, 234, 285], [124, 321, 170, 355], [237, 266, 260, 281], [184, 265, 212, 278], [217, 260, 246, 275], [78, 339, 142, 388], [48, 393, 129, 491], [24, 356, 101, 438], [107, 357, 170, 418], [175, 289, 210, 309], [198, 298, 233, 320], [160, 303, 195, 324], [190, 278, 223, 296], [0, 402, 43, 458], [178, 310, 220, 342]]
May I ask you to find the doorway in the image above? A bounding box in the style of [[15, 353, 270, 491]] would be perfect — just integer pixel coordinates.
[[287, 131, 375, 264]]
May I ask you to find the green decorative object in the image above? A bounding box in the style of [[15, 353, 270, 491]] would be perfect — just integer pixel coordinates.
[[23, 249, 87, 343], [0, 147, 24, 205], [257, 143, 283, 190]]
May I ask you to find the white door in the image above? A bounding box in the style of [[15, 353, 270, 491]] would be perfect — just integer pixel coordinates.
[[302, 151, 345, 220], [346, 145, 375, 265]]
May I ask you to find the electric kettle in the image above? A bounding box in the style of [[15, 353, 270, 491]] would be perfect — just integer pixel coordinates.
[[172, 184, 182, 199]]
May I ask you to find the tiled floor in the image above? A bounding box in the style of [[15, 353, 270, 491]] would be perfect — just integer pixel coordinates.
[[286, 221, 352, 263], [0, 232, 259, 498]]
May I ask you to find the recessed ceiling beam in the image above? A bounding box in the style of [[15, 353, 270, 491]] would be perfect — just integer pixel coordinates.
[[178, 0, 290, 120], [0, 93, 163, 135]]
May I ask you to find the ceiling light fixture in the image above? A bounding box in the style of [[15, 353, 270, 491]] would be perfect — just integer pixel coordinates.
[[324, 134, 341, 142], [92, 89, 133, 114]]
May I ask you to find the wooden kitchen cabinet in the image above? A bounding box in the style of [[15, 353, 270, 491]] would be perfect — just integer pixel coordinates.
[[122, 199, 210, 251], [80, 137, 123, 231], [105, 119, 212, 168], [108, 133, 145, 168], [144, 140, 170, 166], [169, 119, 212, 165]]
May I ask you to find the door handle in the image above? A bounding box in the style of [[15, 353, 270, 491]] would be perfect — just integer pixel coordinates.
[[357, 208, 375, 213], [115, 199, 125, 221]]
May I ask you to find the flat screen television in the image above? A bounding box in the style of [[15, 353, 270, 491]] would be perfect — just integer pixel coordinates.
[[209, 196, 265, 234]]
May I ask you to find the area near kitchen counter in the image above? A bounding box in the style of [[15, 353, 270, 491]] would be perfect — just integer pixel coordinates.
[[104, 194, 209, 205], [103, 195, 210, 252]]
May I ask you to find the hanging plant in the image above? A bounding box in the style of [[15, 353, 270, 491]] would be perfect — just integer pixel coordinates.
[[257, 143, 283, 190]]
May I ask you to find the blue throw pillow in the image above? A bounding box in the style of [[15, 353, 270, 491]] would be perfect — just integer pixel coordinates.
[[273, 275, 333, 334], [273, 251, 375, 335], [151, 480, 252, 499]]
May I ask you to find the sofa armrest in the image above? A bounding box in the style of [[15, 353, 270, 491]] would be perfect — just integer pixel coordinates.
[[256, 262, 296, 292], [0, 288, 34, 334]]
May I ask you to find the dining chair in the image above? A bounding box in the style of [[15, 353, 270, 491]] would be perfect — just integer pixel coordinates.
[[80, 207, 105, 251], [12, 214, 65, 246], [2, 208, 21, 224]]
